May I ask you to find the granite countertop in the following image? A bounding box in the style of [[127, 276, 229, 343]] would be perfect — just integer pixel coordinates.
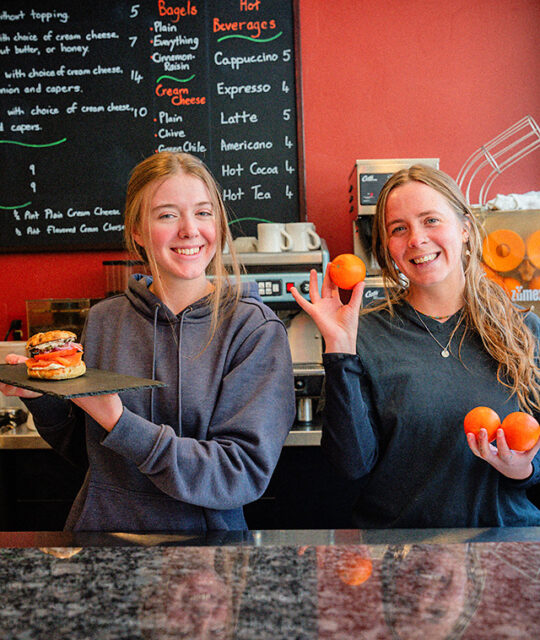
[[1, 528, 539, 639]]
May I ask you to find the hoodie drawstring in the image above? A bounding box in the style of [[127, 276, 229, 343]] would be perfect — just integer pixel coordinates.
[[150, 302, 189, 431], [150, 303, 160, 424], [176, 310, 188, 437]]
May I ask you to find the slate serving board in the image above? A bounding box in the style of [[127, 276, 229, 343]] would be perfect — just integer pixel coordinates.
[[0, 364, 166, 399]]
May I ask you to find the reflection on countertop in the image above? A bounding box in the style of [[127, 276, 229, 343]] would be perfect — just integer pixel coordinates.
[[0, 528, 539, 640]]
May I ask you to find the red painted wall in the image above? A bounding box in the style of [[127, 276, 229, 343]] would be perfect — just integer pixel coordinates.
[[299, 0, 540, 252], [2, 0, 539, 339]]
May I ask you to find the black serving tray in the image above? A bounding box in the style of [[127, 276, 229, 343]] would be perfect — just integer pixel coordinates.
[[0, 364, 166, 399]]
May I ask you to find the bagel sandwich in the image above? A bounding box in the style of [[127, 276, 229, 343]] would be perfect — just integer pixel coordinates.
[[25, 330, 86, 380]]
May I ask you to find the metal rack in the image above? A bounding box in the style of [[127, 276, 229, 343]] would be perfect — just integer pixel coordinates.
[[456, 115, 540, 205]]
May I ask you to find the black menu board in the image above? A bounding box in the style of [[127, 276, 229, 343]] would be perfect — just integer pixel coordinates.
[[0, 0, 303, 252]]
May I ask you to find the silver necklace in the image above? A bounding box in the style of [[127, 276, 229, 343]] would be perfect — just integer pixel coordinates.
[[413, 308, 464, 358]]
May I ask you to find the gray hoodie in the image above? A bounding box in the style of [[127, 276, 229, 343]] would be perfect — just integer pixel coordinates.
[[26, 275, 295, 531]]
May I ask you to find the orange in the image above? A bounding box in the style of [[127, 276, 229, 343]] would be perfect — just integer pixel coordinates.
[[463, 406, 501, 442], [481, 262, 505, 288], [337, 553, 373, 586], [328, 254, 366, 289], [501, 412, 540, 451], [502, 277, 521, 299], [526, 229, 540, 269], [482, 229, 525, 272]]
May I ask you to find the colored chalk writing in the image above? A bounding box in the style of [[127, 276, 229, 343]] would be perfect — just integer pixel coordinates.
[[0, 0, 302, 252]]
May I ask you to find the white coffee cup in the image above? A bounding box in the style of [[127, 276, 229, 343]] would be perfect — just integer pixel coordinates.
[[257, 223, 293, 253], [233, 236, 258, 253], [285, 222, 321, 252]]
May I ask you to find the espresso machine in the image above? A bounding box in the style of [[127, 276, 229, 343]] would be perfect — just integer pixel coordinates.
[[224, 241, 329, 430], [349, 158, 440, 300]]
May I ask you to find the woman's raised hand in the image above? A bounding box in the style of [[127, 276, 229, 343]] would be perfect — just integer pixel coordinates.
[[290, 268, 364, 354]]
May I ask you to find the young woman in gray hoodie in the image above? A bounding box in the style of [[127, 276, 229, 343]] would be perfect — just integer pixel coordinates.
[[2, 152, 295, 531]]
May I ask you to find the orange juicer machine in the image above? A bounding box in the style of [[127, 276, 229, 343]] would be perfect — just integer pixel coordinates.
[[457, 116, 540, 315]]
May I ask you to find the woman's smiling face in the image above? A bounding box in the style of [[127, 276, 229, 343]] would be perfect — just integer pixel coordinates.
[[134, 171, 217, 290], [385, 180, 469, 294]]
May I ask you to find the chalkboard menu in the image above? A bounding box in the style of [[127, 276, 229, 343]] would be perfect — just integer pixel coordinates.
[[0, 0, 303, 252]]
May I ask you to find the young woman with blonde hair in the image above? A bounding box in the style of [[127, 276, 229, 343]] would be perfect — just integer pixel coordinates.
[[292, 165, 540, 528], [1, 151, 295, 531]]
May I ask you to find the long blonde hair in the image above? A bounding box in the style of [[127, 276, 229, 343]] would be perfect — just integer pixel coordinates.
[[371, 164, 540, 412], [124, 151, 242, 345]]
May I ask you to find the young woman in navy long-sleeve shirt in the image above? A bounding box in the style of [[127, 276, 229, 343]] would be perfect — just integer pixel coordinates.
[[292, 165, 540, 528]]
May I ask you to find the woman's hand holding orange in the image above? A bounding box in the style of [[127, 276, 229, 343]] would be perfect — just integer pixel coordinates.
[[466, 427, 540, 480], [289, 267, 364, 354]]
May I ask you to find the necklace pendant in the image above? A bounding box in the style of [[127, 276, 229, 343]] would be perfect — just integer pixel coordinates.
[[441, 348, 450, 358]]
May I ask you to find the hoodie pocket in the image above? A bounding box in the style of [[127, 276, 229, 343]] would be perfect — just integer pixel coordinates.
[[74, 482, 207, 531]]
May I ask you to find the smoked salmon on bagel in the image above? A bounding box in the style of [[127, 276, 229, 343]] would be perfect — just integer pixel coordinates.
[[25, 330, 86, 380]]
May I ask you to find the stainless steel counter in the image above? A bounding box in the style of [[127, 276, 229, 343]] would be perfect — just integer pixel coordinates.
[[0, 421, 322, 449], [284, 426, 321, 446], [0, 419, 49, 450], [3, 526, 540, 547]]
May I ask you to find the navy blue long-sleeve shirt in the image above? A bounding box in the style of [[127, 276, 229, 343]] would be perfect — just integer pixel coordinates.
[[321, 301, 540, 528]]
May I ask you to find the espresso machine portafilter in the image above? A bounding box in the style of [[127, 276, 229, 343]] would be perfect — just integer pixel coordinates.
[[293, 364, 324, 425], [288, 311, 324, 427]]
